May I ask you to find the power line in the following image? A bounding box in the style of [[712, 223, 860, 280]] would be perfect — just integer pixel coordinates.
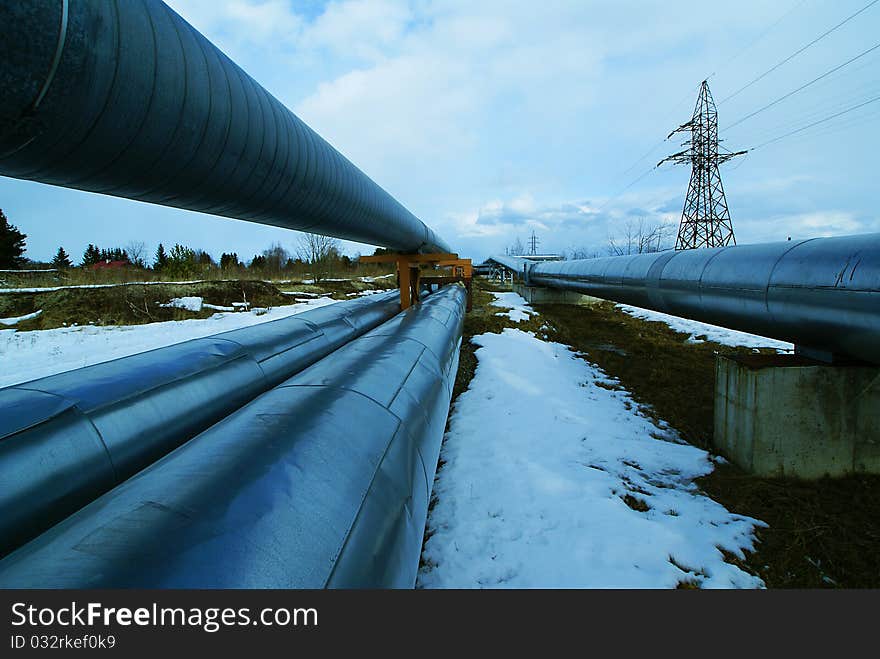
[[596, 166, 658, 213], [598, 3, 809, 211], [750, 94, 880, 149], [717, 0, 879, 106], [711, 0, 809, 75], [612, 82, 703, 181], [725, 41, 880, 130], [727, 81, 880, 141]]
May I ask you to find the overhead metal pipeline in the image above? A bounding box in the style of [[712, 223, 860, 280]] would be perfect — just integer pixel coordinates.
[[0, 285, 466, 588], [0, 1, 449, 254], [0, 291, 400, 559], [493, 233, 880, 365]]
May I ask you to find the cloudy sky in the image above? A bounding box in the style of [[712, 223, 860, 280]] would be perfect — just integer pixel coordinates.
[[3, 0, 879, 264]]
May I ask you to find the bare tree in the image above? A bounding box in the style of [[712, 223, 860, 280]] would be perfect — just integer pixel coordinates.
[[570, 247, 601, 260], [124, 240, 147, 268], [509, 237, 525, 256], [262, 242, 290, 275], [607, 218, 674, 256], [296, 232, 341, 283]]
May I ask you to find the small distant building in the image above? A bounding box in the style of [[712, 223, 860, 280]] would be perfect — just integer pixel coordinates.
[[89, 260, 129, 271], [478, 253, 564, 282]]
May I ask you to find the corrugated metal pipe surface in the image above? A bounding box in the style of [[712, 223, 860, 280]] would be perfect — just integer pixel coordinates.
[[0, 1, 450, 253], [0, 292, 400, 558], [0, 284, 466, 588], [506, 233, 880, 365]]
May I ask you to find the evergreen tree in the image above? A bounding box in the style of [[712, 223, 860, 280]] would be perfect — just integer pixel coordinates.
[[82, 244, 102, 266], [0, 209, 27, 269], [164, 244, 197, 277], [249, 255, 267, 270], [195, 250, 215, 267], [220, 252, 241, 270], [154, 243, 168, 270], [51, 246, 73, 269]]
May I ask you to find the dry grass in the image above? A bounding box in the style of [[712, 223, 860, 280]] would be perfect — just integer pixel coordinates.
[[0, 277, 395, 331]]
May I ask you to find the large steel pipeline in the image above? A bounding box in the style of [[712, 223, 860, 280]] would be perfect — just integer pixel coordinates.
[[0, 284, 466, 588], [0, 291, 400, 558], [492, 233, 880, 365], [0, 1, 449, 253]]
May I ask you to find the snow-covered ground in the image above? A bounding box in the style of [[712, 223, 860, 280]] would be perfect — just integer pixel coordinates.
[[0, 279, 227, 295], [0, 298, 336, 388], [616, 304, 793, 352], [0, 310, 43, 326], [490, 292, 537, 323], [419, 298, 766, 589]]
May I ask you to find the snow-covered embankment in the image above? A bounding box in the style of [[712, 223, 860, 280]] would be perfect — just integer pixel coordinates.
[[419, 292, 767, 589]]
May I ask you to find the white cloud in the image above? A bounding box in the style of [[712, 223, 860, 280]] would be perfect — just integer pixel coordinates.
[[15, 1, 878, 262]]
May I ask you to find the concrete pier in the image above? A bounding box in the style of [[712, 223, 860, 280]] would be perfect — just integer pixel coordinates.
[[714, 354, 880, 478], [512, 283, 602, 306]]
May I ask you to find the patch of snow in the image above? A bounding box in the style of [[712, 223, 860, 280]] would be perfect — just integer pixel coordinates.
[[202, 303, 234, 312], [159, 296, 203, 312], [490, 292, 537, 323], [0, 310, 43, 326], [0, 297, 337, 388], [280, 291, 323, 297], [346, 290, 386, 297], [419, 328, 765, 589], [0, 269, 57, 273], [0, 279, 230, 294], [617, 304, 793, 352], [360, 273, 395, 282]]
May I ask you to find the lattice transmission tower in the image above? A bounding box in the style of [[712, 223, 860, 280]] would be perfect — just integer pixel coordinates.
[[528, 230, 540, 255], [658, 80, 747, 250]]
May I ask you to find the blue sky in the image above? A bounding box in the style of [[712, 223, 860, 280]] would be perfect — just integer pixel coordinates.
[[2, 0, 878, 264]]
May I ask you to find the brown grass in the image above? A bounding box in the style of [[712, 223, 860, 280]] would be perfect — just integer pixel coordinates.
[[0, 277, 395, 331]]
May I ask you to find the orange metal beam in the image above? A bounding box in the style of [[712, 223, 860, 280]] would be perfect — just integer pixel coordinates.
[[358, 252, 472, 311]]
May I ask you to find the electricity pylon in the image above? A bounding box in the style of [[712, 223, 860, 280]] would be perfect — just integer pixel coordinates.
[[528, 230, 540, 255], [658, 80, 746, 250]]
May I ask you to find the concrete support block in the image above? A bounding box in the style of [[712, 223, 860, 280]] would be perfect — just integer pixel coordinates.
[[512, 283, 602, 306], [714, 354, 880, 478]]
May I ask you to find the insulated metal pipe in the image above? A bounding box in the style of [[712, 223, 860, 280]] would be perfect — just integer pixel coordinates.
[[0, 291, 400, 558], [491, 233, 880, 365], [0, 285, 466, 588], [0, 1, 449, 253]]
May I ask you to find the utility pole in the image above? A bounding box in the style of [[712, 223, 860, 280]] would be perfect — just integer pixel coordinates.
[[528, 230, 539, 256], [658, 80, 746, 250]]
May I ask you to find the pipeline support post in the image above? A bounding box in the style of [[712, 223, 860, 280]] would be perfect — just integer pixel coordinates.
[[714, 354, 880, 478], [360, 253, 473, 311]]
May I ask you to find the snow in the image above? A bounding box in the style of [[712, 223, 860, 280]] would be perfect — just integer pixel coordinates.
[[0, 268, 57, 273], [490, 292, 537, 323], [0, 297, 337, 388], [280, 291, 325, 297], [616, 304, 793, 352], [159, 296, 203, 312], [419, 328, 765, 589], [0, 310, 43, 326], [0, 279, 225, 295], [346, 290, 387, 297]]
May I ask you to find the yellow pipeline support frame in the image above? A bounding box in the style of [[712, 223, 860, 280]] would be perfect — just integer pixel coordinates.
[[359, 253, 473, 311]]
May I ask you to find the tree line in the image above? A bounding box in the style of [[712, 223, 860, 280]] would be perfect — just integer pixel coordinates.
[[0, 207, 359, 283]]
